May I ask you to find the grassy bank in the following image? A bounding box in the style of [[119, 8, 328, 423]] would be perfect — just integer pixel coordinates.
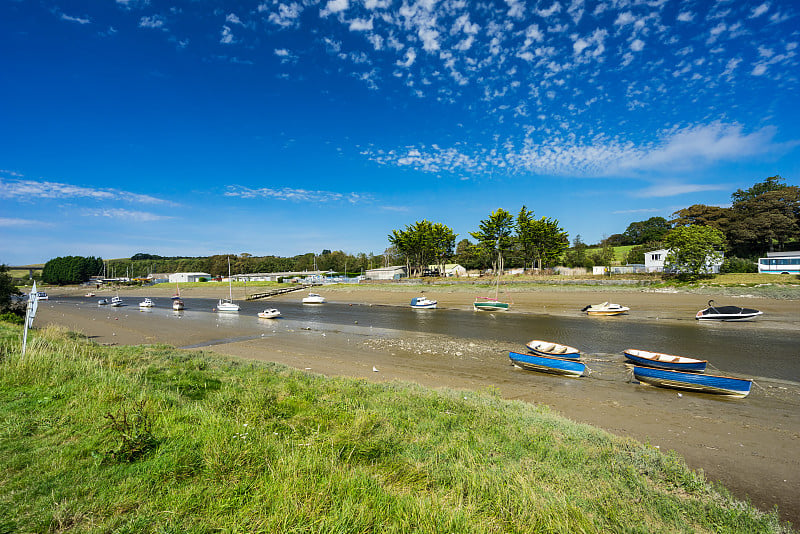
[[0, 322, 791, 533]]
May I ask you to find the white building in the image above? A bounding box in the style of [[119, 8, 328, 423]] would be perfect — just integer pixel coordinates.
[[365, 266, 407, 280], [427, 264, 467, 277], [758, 251, 800, 274], [644, 249, 723, 274], [168, 272, 212, 283]]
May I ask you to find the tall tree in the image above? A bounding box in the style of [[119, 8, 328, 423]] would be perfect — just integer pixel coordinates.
[[516, 207, 568, 270], [663, 225, 726, 281], [471, 209, 515, 273], [727, 181, 800, 256], [0, 265, 22, 312], [622, 217, 671, 245], [671, 204, 731, 231], [388, 220, 456, 276], [731, 175, 787, 204]]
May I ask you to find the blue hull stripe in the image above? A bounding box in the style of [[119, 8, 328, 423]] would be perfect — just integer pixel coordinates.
[[509, 351, 586, 377]]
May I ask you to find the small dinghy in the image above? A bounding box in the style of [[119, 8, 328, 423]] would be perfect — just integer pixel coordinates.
[[139, 298, 155, 308], [258, 308, 281, 319], [509, 351, 587, 378], [632, 365, 752, 398], [97, 298, 109, 306], [173, 299, 185, 311], [526, 340, 581, 359], [110, 296, 124, 307], [410, 296, 437, 309], [581, 302, 629, 316], [696, 300, 763, 321], [623, 349, 707, 372]]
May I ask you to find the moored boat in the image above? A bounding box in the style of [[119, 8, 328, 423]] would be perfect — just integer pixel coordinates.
[[632, 365, 752, 398], [97, 298, 109, 306], [173, 299, 185, 311], [139, 298, 155, 308], [623, 348, 707, 372], [217, 257, 240, 312], [582, 302, 629, 316], [473, 298, 509, 312], [302, 293, 326, 304], [110, 296, 124, 307], [526, 340, 581, 359], [696, 300, 762, 321], [36, 291, 49, 301], [410, 296, 437, 309], [509, 351, 587, 378], [258, 308, 281, 319]]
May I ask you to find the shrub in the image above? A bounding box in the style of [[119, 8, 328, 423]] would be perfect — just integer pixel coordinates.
[[720, 257, 758, 274]]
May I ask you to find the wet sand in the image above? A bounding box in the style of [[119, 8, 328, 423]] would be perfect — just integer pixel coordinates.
[[36, 284, 800, 526]]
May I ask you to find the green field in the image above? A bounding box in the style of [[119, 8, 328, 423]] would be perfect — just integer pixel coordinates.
[[0, 321, 789, 533]]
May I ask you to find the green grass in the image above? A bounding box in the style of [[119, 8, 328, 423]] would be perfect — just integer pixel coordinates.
[[0, 322, 792, 533]]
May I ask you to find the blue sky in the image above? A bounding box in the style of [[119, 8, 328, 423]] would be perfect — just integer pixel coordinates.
[[1, 0, 798, 265]]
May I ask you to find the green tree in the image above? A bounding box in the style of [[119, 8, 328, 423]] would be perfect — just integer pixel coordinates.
[[470, 209, 515, 273], [388, 220, 456, 276], [624, 241, 663, 265], [42, 256, 104, 285], [454, 239, 485, 270], [590, 237, 616, 273], [663, 225, 726, 281], [727, 183, 800, 256], [671, 204, 731, 231], [731, 175, 787, 204], [564, 235, 592, 269], [622, 217, 671, 245], [516, 207, 568, 270], [0, 265, 22, 312]]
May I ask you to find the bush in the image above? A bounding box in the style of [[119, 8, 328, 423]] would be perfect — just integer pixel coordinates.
[[0, 311, 24, 325], [720, 257, 757, 274]]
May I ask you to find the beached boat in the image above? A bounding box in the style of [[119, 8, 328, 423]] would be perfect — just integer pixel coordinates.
[[632, 365, 752, 398], [696, 300, 762, 321], [110, 296, 124, 307], [526, 340, 582, 359], [474, 257, 509, 312], [581, 302, 629, 316], [36, 291, 49, 301], [257, 308, 281, 319], [509, 351, 587, 378], [97, 298, 109, 306], [302, 293, 326, 304], [623, 348, 707, 372], [217, 258, 240, 312], [410, 296, 437, 309], [85, 292, 95, 297], [173, 299, 184, 311], [138, 298, 155, 308]]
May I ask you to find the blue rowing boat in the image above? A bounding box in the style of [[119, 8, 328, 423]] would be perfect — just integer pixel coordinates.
[[623, 349, 707, 372], [632, 365, 752, 398], [509, 351, 587, 378]]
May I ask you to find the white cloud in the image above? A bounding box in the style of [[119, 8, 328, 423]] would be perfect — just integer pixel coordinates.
[[630, 39, 645, 52], [349, 18, 374, 31], [268, 3, 302, 27], [418, 27, 440, 52], [537, 2, 562, 18], [751, 63, 767, 76], [139, 15, 165, 29], [322, 0, 349, 17], [0, 217, 52, 227], [750, 3, 770, 18], [0, 178, 174, 205], [224, 186, 371, 204], [631, 183, 728, 198], [61, 14, 91, 24], [220, 25, 234, 44], [226, 13, 243, 25], [676, 12, 693, 22], [614, 11, 636, 26], [81, 208, 174, 221]]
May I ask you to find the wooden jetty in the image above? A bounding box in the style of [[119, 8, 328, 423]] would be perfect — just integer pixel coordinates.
[[245, 284, 314, 301]]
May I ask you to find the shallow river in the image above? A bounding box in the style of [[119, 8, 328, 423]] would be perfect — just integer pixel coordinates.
[[57, 295, 799, 384]]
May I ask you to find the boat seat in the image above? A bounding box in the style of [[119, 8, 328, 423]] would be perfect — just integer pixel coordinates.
[[538, 343, 556, 352], [552, 346, 568, 354]]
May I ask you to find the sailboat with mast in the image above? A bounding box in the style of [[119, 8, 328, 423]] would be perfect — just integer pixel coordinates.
[[172, 282, 185, 311], [474, 249, 509, 312], [216, 257, 240, 312]]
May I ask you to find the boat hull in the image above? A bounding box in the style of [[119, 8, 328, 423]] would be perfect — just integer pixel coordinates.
[[632, 365, 751, 398], [509, 351, 586, 377], [258, 309, 281, 319], [473, 301, 509, 311], [410, 297, 437, 309], [587, 309, 628, 316], [623, 349, 707, 372]]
